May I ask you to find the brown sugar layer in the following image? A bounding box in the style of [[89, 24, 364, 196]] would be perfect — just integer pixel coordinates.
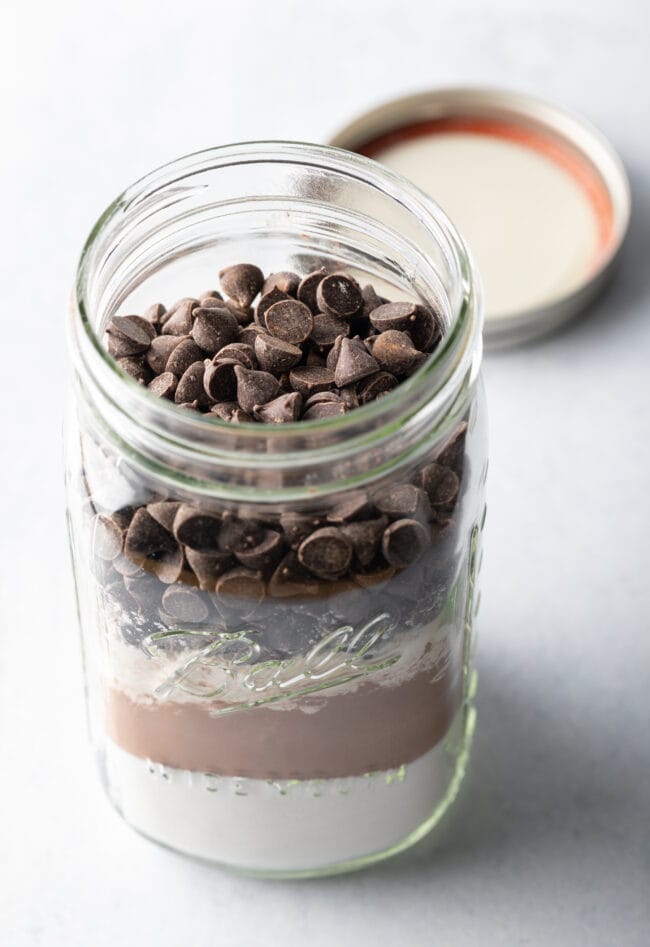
[[106, 652, 463, 781]]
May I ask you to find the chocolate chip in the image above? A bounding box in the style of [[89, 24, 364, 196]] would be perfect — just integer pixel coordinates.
[[298, 527, 352, 579], [419, 462, 460, 509], [436, 422, 468, 477], [142, 302, 166, 326], [217, 514, 265, 554], [363, 335, 378, 355], [92, 513, 124, 560], [107, 315, 156, 356], [219, 264, 264, 309], [146, 335, 183, 374], [409, 305, 442, 352], [184, 548, 233, 590], [361, 284, 384, 318], [316, 274, 362, 319], [109, 315, 156, 345], [310, 311, 350, 348], [304, 391, 342, 409], [199, 290, 223, 303], [220, 300, 252, 325], [280, 512, 323, 548], [341, 517, 387, 567], [326, 334, 344, 371], [164, 296, 200, 318], [148, 372, 177, 399], [289, 366, 335, 398], [253, 392, 302, 423], [374, 483, 431, 523], [216, 343, 257, 369], [173, 504, 222, 552], [302, 402, 346, 421], [382, 519, 430, 567], [164, 337, 204, 376], [124, 508, 183, 583], [238, 323, 267, 347], [339, 386, 360, 410], [112, 554, 145, 577], [369, 301, 417, 333], [147, 500, 181, 533], [264, 299, 314, 344], [124, 574, 162, 612], [198, 295, 225, 310], [431, 515, 455, 539], [111, 506, 138, 530], [357, 371, 398, 403], [230, 408, 252, 423], [255, 287, 289, 328], [304, 349, 327, 368], [254, 334, 302, 373], [263, 271, 300, 296], [276, 371, 293, 393], [234, 365, 280, 414], [118, 356, 152, 384], [235, 530, 284, 571], [161, 299, 194, 336], [203, 358, 239, 402], [268, 551, 320, 597], [175, 361, 207, 405], [215, 568, 266, 610], [297, 268, 327, 313], [161, 586, 209, 623], [333, 337, 379, 387], [209, 400, 240, 421], [372, 330, 425, 377], [191, 308, 239, 354], [327, 491, 371, 523]]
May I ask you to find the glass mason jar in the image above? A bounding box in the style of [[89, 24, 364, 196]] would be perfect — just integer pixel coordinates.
[[65, 142, 486, 877]]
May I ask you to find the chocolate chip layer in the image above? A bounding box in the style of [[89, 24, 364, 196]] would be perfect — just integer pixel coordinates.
[[94, 262, 467, 654], [105, 264, 442, 424]]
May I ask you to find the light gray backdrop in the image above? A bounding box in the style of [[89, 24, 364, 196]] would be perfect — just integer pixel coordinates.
[[1, 0, 648, 944]]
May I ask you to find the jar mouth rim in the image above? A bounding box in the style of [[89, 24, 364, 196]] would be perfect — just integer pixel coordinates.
[[72, 140, 481, 456]]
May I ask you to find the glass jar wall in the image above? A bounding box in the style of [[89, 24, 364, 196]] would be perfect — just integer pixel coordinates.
[[65, 142, 486, 877]]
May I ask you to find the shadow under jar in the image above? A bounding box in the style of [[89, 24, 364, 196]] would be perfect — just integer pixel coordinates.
[[65, 142, 487, 877]]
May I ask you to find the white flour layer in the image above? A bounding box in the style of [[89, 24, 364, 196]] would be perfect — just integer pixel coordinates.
[[102, 608, 457, 709], [105, 736, 454, 872]]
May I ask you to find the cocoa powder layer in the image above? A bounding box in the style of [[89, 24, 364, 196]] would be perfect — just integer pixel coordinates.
[[106, 658, 463, 780]]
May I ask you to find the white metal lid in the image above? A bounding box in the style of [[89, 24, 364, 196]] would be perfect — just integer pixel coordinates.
[[328, 87, 631, 347]]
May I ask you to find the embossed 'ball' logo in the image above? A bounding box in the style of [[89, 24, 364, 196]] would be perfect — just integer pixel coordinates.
[[142, 612, 400, 712]]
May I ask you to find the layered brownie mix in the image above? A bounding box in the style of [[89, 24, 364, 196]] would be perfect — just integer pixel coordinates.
[[83, 262, 471, 867]]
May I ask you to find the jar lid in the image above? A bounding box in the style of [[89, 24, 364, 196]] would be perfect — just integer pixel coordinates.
[[328, 87, 630, 347]]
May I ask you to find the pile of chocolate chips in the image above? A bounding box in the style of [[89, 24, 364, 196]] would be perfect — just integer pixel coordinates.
[[91, 418, 466, 653], [105, 263, 442, 422], [92, 474, 465, 659], [94, 262, 467, 651]]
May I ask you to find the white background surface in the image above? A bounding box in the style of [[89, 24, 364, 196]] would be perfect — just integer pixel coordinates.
[[2, 1, 649, 944]]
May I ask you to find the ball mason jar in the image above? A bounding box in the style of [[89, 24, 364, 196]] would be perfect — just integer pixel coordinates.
[[65, 142, 486, 877]]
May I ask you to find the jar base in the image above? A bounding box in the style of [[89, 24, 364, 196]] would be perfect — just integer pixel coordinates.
[[101, 698, 476, 879]]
